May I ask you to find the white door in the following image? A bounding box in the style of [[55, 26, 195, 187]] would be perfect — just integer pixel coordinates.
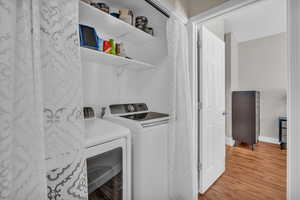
[[198, 26, 226, 194]]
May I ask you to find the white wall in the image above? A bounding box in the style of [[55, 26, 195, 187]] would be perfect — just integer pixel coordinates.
[[238, 33, 287, 140], [204, 17, 225, 41], [224, 0, 287, 43], [82, 60, 170, 114], [225, 32, 239, 140], [231, 34, 239, 91]]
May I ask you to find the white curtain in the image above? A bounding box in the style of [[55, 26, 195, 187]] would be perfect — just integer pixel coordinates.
[[41, 0, 87, 199], [167, 17, 197, 200], [0, 0, 47, 199], [0, 0, 87, 200]]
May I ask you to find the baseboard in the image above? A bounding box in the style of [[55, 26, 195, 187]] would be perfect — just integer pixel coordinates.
[[226, 137, 235, 146], [258, 136, 280, 144]]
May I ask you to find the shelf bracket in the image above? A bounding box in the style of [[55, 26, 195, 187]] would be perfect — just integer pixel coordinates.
[[115, 66, 126, 77]]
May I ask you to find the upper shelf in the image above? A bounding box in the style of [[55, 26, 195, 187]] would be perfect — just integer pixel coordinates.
[[79, 1, 156, 45]]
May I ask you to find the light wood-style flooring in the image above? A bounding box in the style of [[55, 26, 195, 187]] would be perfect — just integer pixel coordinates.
[[199, 142, 287, 200]]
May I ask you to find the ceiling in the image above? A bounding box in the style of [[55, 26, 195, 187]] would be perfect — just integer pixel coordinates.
[[224, 0, 287, 43], [188, 0, 228, 17]]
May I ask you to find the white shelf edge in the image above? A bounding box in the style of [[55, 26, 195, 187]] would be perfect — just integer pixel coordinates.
[[80, 47, 156, 70]]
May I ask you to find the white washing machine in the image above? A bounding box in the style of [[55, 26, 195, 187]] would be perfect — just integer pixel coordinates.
[[104, 103, 170, 200]]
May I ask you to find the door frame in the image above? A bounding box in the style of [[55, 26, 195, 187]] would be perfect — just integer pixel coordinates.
[[187, 0, 293, 198]]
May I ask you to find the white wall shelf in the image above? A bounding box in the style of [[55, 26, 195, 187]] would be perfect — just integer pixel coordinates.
[[79, 1, 156, 45], [81, 47, 156, 70]]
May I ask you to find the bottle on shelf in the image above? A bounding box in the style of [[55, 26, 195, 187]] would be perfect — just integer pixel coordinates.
[[109, 39, 116, 55]]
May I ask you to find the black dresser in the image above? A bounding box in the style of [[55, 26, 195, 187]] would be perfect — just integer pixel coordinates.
[[232, 91, 260, 150]]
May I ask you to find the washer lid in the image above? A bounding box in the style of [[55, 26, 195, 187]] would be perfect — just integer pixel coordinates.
[[120, 112, 169, 121]]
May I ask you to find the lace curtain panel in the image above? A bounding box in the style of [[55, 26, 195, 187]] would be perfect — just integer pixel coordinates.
[[0, 0, 46, 199], [0, 0, 87, 199]]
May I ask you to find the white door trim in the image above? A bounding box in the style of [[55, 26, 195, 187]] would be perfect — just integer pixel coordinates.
[[225, 137, 235, 146], [287, 0, 300, 199], [188, 0, 292, 199], [258, 136, 280, 145]]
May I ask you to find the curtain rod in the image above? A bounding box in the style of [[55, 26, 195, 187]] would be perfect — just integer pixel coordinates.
[[145, 0, 170, 18]]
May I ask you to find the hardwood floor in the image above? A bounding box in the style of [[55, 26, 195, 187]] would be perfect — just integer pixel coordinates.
[[198, 142, 287, 200]]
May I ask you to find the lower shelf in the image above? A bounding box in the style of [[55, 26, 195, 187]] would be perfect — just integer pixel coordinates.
[[80, 47, 156, 70]]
